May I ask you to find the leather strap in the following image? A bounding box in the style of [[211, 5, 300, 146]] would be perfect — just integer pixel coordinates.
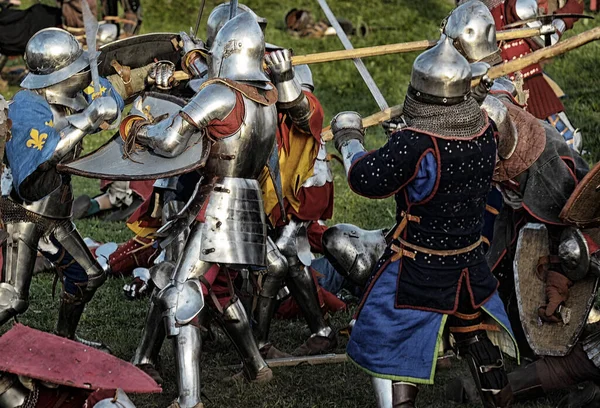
[[449, 323, 500, 333], [392, 211, 421, 239], [110, 59, 134, 97], [391, 236, 483, 261]]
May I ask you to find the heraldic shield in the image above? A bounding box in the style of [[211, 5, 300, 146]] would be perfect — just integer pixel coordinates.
[[0, 324, 161, 392], [514, 223, 598, 356], [561, 160, 600, 228], [58, 92, 209, 180]]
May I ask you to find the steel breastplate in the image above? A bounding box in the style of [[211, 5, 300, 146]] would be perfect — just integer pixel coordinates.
[[204, 98, 277, 180]]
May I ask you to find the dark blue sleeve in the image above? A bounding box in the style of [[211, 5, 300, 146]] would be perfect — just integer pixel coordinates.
[[348, 130, 432, 199]]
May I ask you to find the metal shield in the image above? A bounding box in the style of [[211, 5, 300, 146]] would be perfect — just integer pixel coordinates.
[[58, 92, 209, 180], [560, 160, 600, 228], [0, 324, 161, 393], [514, 223, 598, 356], [98, 32, 181, 77]]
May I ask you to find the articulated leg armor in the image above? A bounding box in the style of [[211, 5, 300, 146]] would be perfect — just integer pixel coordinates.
[[0, 222, 43, 325], [131, 198, 187, 381], [172, 323, 203, 408], [253, 237, 288, 349], [275, 219, 335, 355], [51, 221, 106, 339], [371, 377, 392, 408], [448, 304, 511, 408], [216, 298, 272, 382]]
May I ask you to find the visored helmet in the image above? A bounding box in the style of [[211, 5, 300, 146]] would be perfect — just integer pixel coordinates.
[[208, 12, 270, 84]]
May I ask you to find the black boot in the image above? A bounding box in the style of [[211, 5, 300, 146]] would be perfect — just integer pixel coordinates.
[[392, 382, 418, 408]]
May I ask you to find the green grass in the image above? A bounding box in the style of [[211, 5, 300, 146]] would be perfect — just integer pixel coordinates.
[[4, 0, 600, 407]]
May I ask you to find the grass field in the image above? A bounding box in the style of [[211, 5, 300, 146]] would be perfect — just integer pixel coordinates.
[[3, 0, 600, 407]]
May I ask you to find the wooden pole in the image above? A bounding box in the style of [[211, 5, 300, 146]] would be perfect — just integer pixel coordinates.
[[474, 26, 600, 86], [321, 104, 403, 142], [171, 27, 542, 82]]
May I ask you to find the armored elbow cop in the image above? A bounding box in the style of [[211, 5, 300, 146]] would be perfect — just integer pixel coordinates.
[[67, 97, 119, 132]]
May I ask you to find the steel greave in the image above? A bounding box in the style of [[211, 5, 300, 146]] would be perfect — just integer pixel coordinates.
[[286, 262, 331, 336], [0, 222, 43, 325], [132, 289, 166, 366], [372, 377, 393, 408], [219, 299, 268, 379], [173, 324, 203, 408]]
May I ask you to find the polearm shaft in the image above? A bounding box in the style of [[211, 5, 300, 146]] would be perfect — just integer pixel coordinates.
[[316, 0, 389, 110], [171, 27, 546, 82], [292, 27, 542, 66], [475, 26, 600, 86], [322, 26, 600, 142]]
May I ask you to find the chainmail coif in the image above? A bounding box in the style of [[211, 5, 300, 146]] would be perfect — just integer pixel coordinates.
[[403, 94, 487, 138]]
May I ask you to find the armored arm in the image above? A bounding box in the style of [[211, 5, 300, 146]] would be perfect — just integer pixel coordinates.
[[131, 84, 236, 158], [108, 61, 176, 100], [481, 95, 518, 160], [333, 112, 427, 198], [180, 32, 209, 79], [331, 112, 366, 177], [46, 96, 119, 165], [266, 50, 313, 133]]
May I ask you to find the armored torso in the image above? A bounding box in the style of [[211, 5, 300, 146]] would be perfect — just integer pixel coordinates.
[[198, 85, 277, 266], [204, 95, 277, 180]]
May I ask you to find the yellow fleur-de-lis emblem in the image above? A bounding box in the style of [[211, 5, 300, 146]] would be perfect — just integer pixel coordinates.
[[26, 128, 47, 150], [44, 120, 53, 127], [84, 82, 107, 100]]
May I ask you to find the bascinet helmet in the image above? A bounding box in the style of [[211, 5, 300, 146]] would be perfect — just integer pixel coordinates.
[[443, 0, 502, 64], [409, 35, 472, 104], [208, 11, 270, 84], [206, 3, 267, 48], [21, 28, 90, 90]]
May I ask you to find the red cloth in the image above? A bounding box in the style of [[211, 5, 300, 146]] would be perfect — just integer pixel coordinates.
[[489, 0, 567, 119], [207, 91, 245, 139], [126, 192, 161, 227], [199, 265, 238, 309], [276, 267, 346, 319], [307, 221, 328, 254], [99, 180, 155, 201]]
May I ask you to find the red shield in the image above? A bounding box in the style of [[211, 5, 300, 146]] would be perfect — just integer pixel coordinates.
[[0, 324, 161, 393]]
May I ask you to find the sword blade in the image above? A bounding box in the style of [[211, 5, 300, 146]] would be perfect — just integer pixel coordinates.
[[316, 0, 388, 110], [81, 0, 101, 95], [229, 0, 238, 20], [193, 0, 207, 37]]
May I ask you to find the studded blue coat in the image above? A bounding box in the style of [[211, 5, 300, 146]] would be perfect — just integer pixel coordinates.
[[345, 124, 516, 383]]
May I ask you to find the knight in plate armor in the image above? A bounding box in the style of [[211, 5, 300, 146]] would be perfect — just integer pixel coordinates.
[[120, 11, 278, 408], [124, 3, 338, 375], [331, 35, 516, 408], [481, 0, 585, 151], [0, 27, 175, 345]]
